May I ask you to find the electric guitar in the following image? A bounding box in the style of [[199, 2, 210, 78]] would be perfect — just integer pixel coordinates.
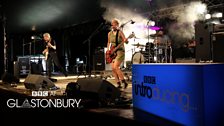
[[42, 46, 48, 60], [106, 33, 134, 64], [42, 41, 50, 60]]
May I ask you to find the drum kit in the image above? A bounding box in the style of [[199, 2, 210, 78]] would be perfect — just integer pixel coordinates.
[[130, 33, 172, 64]]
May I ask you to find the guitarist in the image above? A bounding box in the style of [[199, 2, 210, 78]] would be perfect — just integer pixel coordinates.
[[42, 33, 67, 79], [107, 19, 128, 89]]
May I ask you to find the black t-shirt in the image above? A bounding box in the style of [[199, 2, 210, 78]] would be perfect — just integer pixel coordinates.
[[45, 39, 56, 54]]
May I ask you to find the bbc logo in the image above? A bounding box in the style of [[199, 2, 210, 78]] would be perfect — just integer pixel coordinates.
[[31, 91, 56, 97], [32, 91, 48, 97]]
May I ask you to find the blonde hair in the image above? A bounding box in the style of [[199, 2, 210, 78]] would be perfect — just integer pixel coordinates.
[[112, 18, 120, 26], [43, 33, 51, 38]]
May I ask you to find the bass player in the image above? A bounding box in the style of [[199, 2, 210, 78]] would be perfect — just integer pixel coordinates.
[[106, 19, 128, 89]]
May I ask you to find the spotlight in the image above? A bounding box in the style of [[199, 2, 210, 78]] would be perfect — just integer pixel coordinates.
[[150, 21, 155, 26], [31, 25, 36, 31], [212, 12, 223, 18], [31, 36, 35, 40], [205, 14, 211, 20], [216, 13, 223, 18]]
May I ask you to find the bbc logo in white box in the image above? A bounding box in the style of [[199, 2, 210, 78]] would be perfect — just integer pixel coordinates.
[[32, 91, 48, 97]]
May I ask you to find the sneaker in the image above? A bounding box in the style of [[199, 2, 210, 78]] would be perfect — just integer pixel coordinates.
[[50, 86, 60, 90], [121, 80, 128, 89], [64, 72, 68, 77], [117, 82, 122, 89], [124, 82, 128, 89]]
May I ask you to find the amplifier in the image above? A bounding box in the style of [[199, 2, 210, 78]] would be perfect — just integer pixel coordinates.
[[213, 24, 224, 32], [17, 55, 45, 75], [17, 56, 30, 75]]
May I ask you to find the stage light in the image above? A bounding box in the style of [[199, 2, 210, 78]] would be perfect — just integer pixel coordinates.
[[149, 26, 160, 31], [31, 36, 35, 40], [31, 25, 36, 31], [212, 12, 223, 18], [205, 14, 211, 20], [150, 21, 155, 26], [147, 20, 155, 26], [31, 35, 41, 40]]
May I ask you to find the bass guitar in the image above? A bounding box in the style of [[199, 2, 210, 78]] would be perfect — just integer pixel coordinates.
[[106, 33, 134, 63]]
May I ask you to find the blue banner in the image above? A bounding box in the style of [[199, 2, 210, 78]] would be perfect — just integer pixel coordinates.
[[132, 63, 224, 126]]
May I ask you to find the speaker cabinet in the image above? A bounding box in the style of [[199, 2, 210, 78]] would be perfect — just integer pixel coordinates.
[[13, 61, 19, 79], [1, 72, 20, 84], [212, 34, 224, 62], [195, 22, 224, 63], [93, 48, 105, 71], [24, 74, 55, 90], [31, 62, 42, 74], [17, 56, 30, 75], [76, 78, 120, 100], [195, 22, 212, 62]]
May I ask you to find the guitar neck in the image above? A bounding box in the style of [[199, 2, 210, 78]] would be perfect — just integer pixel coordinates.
[[113, 36, 131, 51], [114, 42, 123, 50]]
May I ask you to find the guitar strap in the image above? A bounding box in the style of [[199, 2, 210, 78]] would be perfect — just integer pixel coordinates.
[[115, 30, 119, 47]]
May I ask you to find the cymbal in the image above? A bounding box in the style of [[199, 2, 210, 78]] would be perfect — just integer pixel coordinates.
[[132, 43, 145, 47], [129, 32, 141, 39], [149, 34, 159, 38]]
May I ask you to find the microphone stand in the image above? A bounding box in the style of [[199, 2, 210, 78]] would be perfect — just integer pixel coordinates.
[[119, 20, 135, 66], [120, 20, 134, 30], [2, 15, 7, 72], [147, 21, 151, 63], [83, 22, 104, 77]]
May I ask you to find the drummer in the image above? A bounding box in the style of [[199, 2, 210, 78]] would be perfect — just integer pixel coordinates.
[[153, 29, 171, 63]]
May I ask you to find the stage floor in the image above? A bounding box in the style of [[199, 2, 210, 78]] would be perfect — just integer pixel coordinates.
[[0, 73, 132, 97]]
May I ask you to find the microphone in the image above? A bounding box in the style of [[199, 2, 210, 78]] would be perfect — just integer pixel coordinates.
[[120, 23, 125, 28], [131, 20, 135, 24], [120, 20, 135, 28]]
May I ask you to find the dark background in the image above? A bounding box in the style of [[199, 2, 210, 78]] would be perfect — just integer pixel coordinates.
[[0, 0, 151, 75]]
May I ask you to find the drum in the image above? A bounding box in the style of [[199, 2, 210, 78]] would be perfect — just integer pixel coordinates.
[[131, 52, 145, 64], [145, 42, 154, 52]]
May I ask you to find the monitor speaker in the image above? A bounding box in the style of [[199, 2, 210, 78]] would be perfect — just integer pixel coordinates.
[[24, 74, 55, 90], [76, 78, 120, 101]]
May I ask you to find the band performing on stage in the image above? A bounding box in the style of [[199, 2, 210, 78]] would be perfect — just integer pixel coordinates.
[[1, 0, 224, 125]]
